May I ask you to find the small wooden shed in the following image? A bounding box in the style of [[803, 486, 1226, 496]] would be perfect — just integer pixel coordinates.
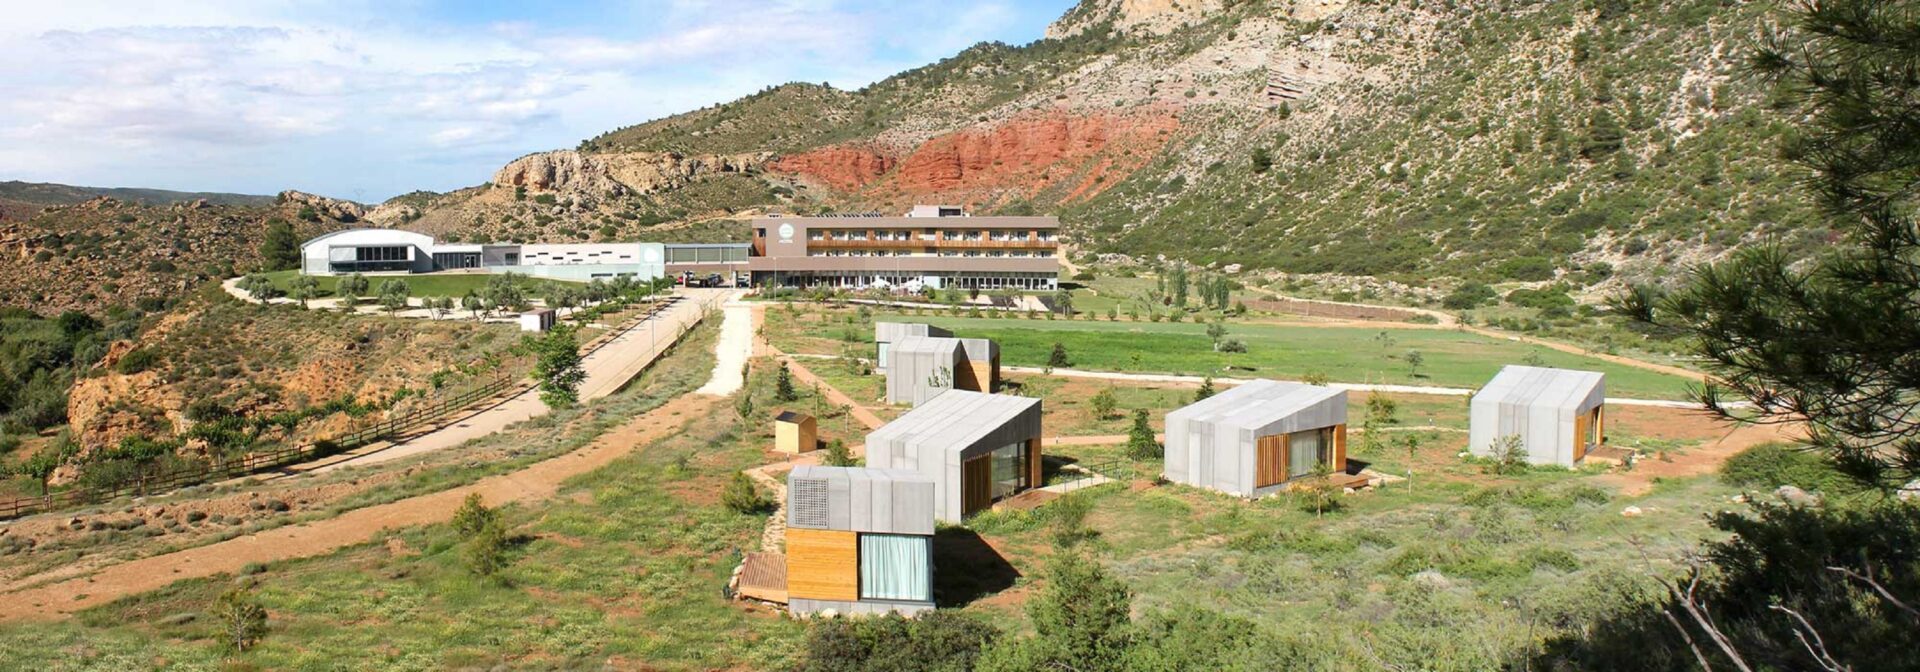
[[775, 411, 818, 454]]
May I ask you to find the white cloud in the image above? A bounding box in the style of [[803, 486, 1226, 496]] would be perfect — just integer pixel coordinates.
[[0, 0, 1064, 199]]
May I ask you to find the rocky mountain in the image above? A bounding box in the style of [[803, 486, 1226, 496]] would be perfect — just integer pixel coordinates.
[[0, 197, 346, 315], [0, 181, 275, 221], [394, 0, 1815, 290]]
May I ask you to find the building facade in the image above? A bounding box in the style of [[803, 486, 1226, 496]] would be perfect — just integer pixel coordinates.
[[1469, 366, 1606, 467], [1164, 380, 1349, 497], [748, 207, 1061, 291], [300, 229, 667, 281], [784, 465, 937, 616], [865, 390, 1043, 523]]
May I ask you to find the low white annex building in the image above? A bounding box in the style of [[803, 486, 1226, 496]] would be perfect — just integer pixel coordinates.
[[299, 228, 668, 281]]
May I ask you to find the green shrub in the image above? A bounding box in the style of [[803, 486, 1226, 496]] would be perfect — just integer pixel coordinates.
[[1443, 283, 1496, 309], [113, 348, 159, 374], [1494, 256, 1556, 281], [1720, 442, 1857, 494]]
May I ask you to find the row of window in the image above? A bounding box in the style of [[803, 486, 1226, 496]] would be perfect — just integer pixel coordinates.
[[806, 250, 1054, 258], [808, 230, 1056, 242]]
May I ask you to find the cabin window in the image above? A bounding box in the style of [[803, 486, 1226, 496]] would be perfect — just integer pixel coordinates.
[[1288, 427, 1331, 478], [859, 534, 931, 602]]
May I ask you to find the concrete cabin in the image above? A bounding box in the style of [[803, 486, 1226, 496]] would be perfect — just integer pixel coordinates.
[[774, 411, 818, 454], [883, 336, 999, 406], [865, 390, 1042, 523], [873, 322, 952, 373], [1164, 380, 1349, 497], [1469, 365, 1606, 467], [783, 466, 937, 617]]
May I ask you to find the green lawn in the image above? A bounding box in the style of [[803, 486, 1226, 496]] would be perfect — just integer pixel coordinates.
[[258, 270, 583, 299], [894, 316, 1695, 399]]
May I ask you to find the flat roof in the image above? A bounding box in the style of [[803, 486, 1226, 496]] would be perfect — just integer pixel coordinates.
[[1169, 379, 1344, 431], [1477, 365, 1604, 410], [789, 464, 933, 486], [775, 410, 811, 423], [892, 336, 962, 356], [867, 390, 1040, 455]]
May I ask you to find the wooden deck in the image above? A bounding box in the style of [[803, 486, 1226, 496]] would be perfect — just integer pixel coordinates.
[[735, 552, 789, 604]]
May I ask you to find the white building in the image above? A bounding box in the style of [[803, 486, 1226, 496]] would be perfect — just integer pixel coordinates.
[[299, 228, 668, 281], [1469, 366, 1606, 467]]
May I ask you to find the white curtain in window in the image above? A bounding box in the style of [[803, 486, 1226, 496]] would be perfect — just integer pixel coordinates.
[[860, 534, 932, 602], [1289, 428, 1323, 478]]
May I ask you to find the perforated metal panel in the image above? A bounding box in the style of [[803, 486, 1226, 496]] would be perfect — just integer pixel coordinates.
[[791, 476, 830, 528]]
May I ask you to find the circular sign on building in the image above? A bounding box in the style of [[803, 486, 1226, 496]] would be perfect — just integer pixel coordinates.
[[778, 223, 795, 242], [643, 247, 661, 263]]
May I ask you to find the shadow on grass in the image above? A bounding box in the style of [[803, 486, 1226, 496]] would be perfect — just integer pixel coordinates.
[[931, 527, 1019, 608]]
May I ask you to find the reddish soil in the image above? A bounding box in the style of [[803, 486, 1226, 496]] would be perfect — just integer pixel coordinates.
[[766, 110, 1179, 204], [768, 146, 898, 191], [1596, 408, 1804, 495], [0, 393, 718, 621]]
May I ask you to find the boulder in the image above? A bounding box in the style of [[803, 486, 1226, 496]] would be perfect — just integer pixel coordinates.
[[1774, 485, 1820, 506], [1620, 506, 1642, 517]]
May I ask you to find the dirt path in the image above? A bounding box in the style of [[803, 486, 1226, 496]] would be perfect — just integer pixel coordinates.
[[306, 290, 723, 473], [1597, 419, 1805, 496], [768, 346, 887, 431], [1, 393, 719, 621], [695, 292, 753, 396]]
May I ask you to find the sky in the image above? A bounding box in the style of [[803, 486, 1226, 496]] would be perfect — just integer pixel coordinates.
[[0, 0, 1076, 201]]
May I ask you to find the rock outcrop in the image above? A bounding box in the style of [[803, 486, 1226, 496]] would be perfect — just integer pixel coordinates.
[[768, 146, 899, 191], [277, 190, 367, 221], [492, 150, 773, 197]]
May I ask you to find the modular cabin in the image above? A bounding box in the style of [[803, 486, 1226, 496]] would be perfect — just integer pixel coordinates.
[[774, 411, 818, 454], [865, 390, 1042, 523], [873, 322, 952, 373], [783, 465, 937, 616], [1164, 380, 1349, 497], [884, 336, 998, 405], [1469, 365, 1605, 467]]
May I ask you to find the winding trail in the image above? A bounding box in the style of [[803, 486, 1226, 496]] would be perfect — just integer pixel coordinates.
[[0, 290, 753, 622]]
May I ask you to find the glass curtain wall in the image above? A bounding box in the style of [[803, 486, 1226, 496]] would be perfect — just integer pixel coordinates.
[[859, 534, 932, 602], [1288, 427, 1327, 478], [989, 440, 1027, 501]]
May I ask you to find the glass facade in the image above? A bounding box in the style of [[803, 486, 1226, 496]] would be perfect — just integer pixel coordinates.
[[858, 534, 932, 602], [990, 440, 1027, 501], [1288, 427, 1331, 478]]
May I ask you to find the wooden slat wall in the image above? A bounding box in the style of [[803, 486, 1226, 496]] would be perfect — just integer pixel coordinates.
[[1256, 434, 1288, 488], [1331, 424, 1348, 471], [962, 456, 992, 516], [1026, 438, 1042, 494], [786, 528, 858, 602]]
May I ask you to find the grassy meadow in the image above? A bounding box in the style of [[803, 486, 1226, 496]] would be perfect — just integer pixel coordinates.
[[761, 303, 1697, 399]]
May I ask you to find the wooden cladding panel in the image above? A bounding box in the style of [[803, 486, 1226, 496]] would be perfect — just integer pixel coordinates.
[[1256, 434, 1289, 488], [1332, 424, 1348, 472], [962, 455, 992, 517], [1574, 412, 1590, 463], [1026, 438, 1042, 494], [786, 528, 858, 602], [962, 362, 994, 393]]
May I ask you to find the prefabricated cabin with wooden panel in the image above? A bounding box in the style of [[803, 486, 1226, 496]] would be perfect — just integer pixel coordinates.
[[864, 390, 1043, 523], [1469, 365, 1606, 467], [884, 336, 998, 406], [784, 465, 937, 616], [874, 322, 952, 373], [1164, 380, 1349, 497], [774, 411, 818, 454]]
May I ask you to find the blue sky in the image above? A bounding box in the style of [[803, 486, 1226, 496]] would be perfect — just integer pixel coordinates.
[[0, 1, 1076, 201]]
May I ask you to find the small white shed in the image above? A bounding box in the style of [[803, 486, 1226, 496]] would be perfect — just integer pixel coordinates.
[[519, 309, 556, 332], [1469, 365, 1606, 467]]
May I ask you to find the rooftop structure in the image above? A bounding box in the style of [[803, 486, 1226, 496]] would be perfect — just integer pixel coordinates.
[[883, 336, 1000, 406], [1469, 366, 1606, 467], [866, 390, 1042, 522], [1165, 380, 1349, 496], [873, 322, 952, 373]]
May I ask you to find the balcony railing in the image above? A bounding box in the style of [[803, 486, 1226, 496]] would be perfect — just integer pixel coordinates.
[[809, 238, 1057, 250]]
